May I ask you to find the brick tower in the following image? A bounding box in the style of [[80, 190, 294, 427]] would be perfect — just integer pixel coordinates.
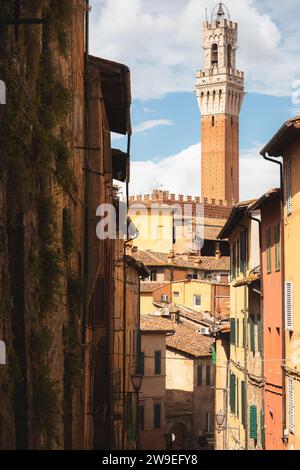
[[196, 3, 244, 205]]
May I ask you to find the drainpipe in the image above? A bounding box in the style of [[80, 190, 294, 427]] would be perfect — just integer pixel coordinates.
[[262, 152, 286, 444], [248, 211, 264, 449], [122, 135, 136, 450]]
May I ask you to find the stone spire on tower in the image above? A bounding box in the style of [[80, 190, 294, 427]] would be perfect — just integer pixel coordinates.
[[196, 3, 245, 205]]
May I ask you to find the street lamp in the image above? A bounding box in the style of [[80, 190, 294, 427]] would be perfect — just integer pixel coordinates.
[[130, 373, 143, 392], [130, 372, 143, 449], [216, 410, 226, 431]]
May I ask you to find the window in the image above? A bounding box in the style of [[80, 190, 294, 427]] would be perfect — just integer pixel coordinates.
[[285, 282, 294, 331], [206, 365, 211, 386], [231, 241, 237, 280], [230, 318, 236, 345], [205, 412, 211, 433], [173, 291, 179, 298], [249, 405, 258, 440], [288, 377, 295, 434], [284, 160, 292, 215], [139, 352, 145, 376], [249, 316, 255, 352], [266, 227, 271, 273], [227, 44, 232, 68], [257, 315, 262, 352], [230, 374, 236, 413], [155, 351, 161, 375], [212, 116, 215, 127], [211, 43, 218, 66], [240, 230, 247, 274], [139, 404, 145, 431], [161, 294, 168, 303], [274, 224, 280, 272], [150, 271, 157, 281], [193, 295, 202, 308], [197, 365, 203, 386], [236, 318, 239, 347], [241, 381, 246, 426], [236, 377, 239, 417], [154, 403, 161, 429]]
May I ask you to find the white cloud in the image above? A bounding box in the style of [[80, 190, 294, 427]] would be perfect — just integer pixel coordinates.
[[128, 143, 280, 201], [135, 119, 174, 133], [111, 118, 174, 141], [90, 0, 300, 100]]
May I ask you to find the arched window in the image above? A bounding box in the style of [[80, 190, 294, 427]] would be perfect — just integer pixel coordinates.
[[212, 116, 215, 127], [227, 44, 232, 68], [211, 43, 218, 67]]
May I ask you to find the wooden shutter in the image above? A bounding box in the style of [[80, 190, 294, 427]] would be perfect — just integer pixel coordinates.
[[155, 351, 161, 375], [241, 381, 246, 426], [288, 377, 295, 434], [236, 377, 239, 417], [236, 318, 239, 347], [230, 374, 236, 413], [285, 160, 292, 215], [249, 405, 258, 440], [266, 227, 271, 273], [274, 224, 280, 272], [211, 344, 216, 365], [285, 282, 294, 331]]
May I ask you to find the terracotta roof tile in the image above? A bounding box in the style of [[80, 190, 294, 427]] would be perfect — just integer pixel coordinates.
[[141, 315, 213, 357], [132, 250, 230, 272]]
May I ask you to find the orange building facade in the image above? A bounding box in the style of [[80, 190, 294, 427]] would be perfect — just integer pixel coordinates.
[[252, 190, 284, 450]]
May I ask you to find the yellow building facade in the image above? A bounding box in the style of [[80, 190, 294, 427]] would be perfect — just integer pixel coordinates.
[[219, 201, 264, 450]]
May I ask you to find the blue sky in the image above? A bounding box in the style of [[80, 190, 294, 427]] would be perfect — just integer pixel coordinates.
[[90, 0, 300, 199]]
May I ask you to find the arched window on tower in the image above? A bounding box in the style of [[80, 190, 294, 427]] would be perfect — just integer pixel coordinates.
[[211, 43, 218, 67], [227, 44, 232, 68], [212, 116, 215, 127]]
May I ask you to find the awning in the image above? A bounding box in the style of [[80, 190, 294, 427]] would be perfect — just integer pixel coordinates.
[[112, 149, 129, 182], [88, 55, 132, 136]]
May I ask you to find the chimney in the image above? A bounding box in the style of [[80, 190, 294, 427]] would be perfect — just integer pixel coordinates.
[[215, 242, 221, 260], [167, 250, 175, 264]]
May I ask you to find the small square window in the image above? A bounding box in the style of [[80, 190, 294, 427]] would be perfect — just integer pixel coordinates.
[[193, 295, 202, 307], [173, 291, 179, 298]]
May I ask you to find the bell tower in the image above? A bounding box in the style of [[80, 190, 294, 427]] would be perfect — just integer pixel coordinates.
[[196, 3, 244, 205]]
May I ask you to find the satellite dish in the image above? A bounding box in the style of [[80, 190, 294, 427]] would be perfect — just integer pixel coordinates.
[[0, 80, 6, 105], [0, 340, 6, 365]]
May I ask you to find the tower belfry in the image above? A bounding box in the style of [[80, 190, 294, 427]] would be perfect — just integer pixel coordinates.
[[196, 3, 244, 205]]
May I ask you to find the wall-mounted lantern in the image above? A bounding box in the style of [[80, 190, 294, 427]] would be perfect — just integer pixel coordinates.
[[0, 340, 6, 365], [0, 80, 6, 104]]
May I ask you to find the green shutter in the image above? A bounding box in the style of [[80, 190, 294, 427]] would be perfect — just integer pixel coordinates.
[[230, 318, 236, 345], [274, 224, 280, 272], [236, 319, 239, 347], [250, 316, 255, 351], [243, 318, 246, 348], [249, 405, 258, 440], [241, 381, 246, 426], [260, 409, 265, 448], [236, 377, 239, 418], [230, 374, 236, 413], [266, 227, 271, 273], [211, 344, 216, 365]]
